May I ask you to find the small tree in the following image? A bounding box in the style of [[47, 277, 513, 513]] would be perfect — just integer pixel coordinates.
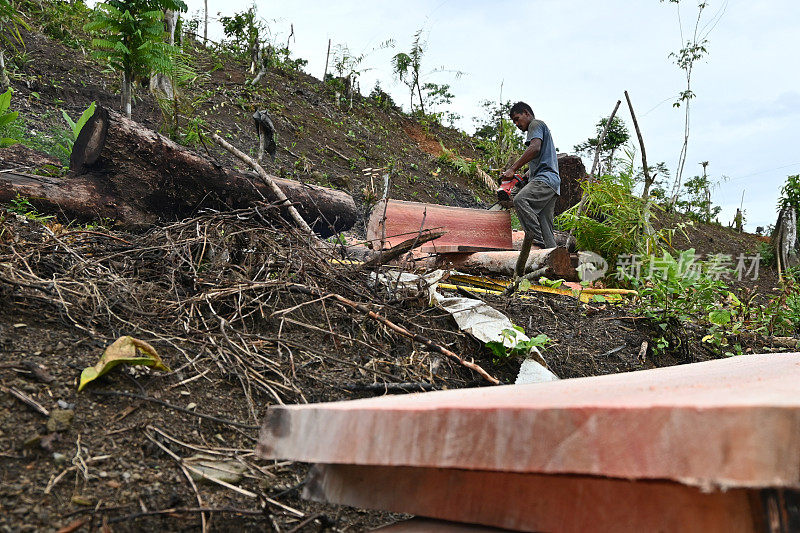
[[574, 116, 630, 175], [328, 39, 393, 108], [676, 162, 723, 223], [660, 0, 725, 208], [473, 99, 524, 171], [778, 175, 800, 212], [86, 0, 187, 117], [219, 6, 263, 72], [392, 28, 462, 117], [392, 29, 425, 113]]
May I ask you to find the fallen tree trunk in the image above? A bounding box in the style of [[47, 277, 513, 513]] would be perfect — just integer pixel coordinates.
[[0, 106, 357, 236], [413, 247, 575, 279]]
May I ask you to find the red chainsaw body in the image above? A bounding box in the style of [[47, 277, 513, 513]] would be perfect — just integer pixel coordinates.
[[499, 174, 524, 193], [497, 174, 524, 203]]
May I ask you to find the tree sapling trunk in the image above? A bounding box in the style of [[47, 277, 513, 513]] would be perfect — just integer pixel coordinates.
[[121, 71, 132, 118], [0, 50, 9, 88]]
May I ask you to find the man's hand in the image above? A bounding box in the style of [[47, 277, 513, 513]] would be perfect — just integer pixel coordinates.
[[501, 167, 517, 180], [503, 138, 542, 182]]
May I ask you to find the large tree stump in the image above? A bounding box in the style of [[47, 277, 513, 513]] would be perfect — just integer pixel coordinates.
[[0, 107, 357, 236], [555, 153, 586, 216], [772, 207, 799, 275]]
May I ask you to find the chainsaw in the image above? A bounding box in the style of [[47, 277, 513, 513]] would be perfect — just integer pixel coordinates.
[[488, 173, 524, 210]]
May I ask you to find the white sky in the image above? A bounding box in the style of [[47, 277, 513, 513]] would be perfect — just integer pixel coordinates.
[[182, 0, 800, 231]]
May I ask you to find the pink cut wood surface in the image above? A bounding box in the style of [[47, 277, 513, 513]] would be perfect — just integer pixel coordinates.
[[257, 353, 800, 489], [373, 518, 508, 532], [308, 464, 762, 533], [366, 199, 512, 252]]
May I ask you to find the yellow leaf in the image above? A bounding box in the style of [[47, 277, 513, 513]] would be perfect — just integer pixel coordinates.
[[78, 336, 170, 391]]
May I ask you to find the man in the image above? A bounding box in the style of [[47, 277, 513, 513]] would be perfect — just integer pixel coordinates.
[[500, 101, 560, 277]]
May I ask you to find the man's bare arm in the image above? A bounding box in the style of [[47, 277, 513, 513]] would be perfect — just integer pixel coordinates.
[[501, 138, 542, 179]]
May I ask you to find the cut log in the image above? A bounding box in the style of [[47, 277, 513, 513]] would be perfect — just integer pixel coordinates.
[[257, 353, 800, 489], [307, 464, 773, 533], [428, 247, 575, 279], [0, 144, 61, 170], [0, 106, 357, 236], [511, 229, 576, 252], [367, 199, 512, 252]]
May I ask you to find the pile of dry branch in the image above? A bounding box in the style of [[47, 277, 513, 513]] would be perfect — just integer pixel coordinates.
[[0, 208, 495, 408], [0, 207, 503, 529]]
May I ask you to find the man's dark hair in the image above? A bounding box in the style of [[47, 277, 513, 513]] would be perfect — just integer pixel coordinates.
[[509, 101, 534, 118]]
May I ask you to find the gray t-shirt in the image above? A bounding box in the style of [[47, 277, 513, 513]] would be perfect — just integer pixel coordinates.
[[525, 119, 560, 195]]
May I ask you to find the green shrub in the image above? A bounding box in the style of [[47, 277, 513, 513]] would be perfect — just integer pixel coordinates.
[[622, 249, 736, 354], [759, 241, 775, 267], [745, 267, 800, 337], [0, 87, 21, 147], [558, 172, 677, 262], [55, 101, 96, 164], [7, 193, 54, 222]]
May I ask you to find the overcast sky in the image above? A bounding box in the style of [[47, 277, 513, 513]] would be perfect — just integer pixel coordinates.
[[183, 0, 800, 232]]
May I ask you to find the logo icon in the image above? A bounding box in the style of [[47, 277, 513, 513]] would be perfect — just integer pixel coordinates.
[[577, 251, 608, 282]]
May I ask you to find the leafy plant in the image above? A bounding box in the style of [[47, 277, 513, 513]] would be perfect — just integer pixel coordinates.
[[778, 174, 800, 212], [327, 40, 393, 108], [219, 6, 262, 63], [0, 0, 29, 87], [558, 169, 677, 261], [622, 248, 735, 354], [573, 116, 630, 175], [742, 267, 800, 337], [86, 0, 187, 117], [30, 0, 92, 49], [759, 241, 775, 268], [392, 28, 462, 117], [7, 194, 54, 222], [368, 81, 397, 110], [180, 115, 207, 146], [473, 100, 525, 173], [676, 166, 723, 224], [538, 277, 565, 289], [55, 101, 96, 164], [486, 326, 550, 364], [437, 145, 477, 178], [0, 87, 19, 146], [154, 47, 202, 138]]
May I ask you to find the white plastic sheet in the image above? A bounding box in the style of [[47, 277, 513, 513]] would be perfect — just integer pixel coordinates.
[[372, 270, 559, 384]]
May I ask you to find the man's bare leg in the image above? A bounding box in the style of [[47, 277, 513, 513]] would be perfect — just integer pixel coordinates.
[[516, 234, 534, 277]]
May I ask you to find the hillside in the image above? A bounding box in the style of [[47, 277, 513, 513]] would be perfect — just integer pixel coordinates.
[[0, 4, 793, 532], [3, 17, 490, 223]]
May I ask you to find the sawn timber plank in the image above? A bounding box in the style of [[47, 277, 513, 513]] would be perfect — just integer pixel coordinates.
[[366, 199, 513, 252], [257, 353, 800, 490]]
